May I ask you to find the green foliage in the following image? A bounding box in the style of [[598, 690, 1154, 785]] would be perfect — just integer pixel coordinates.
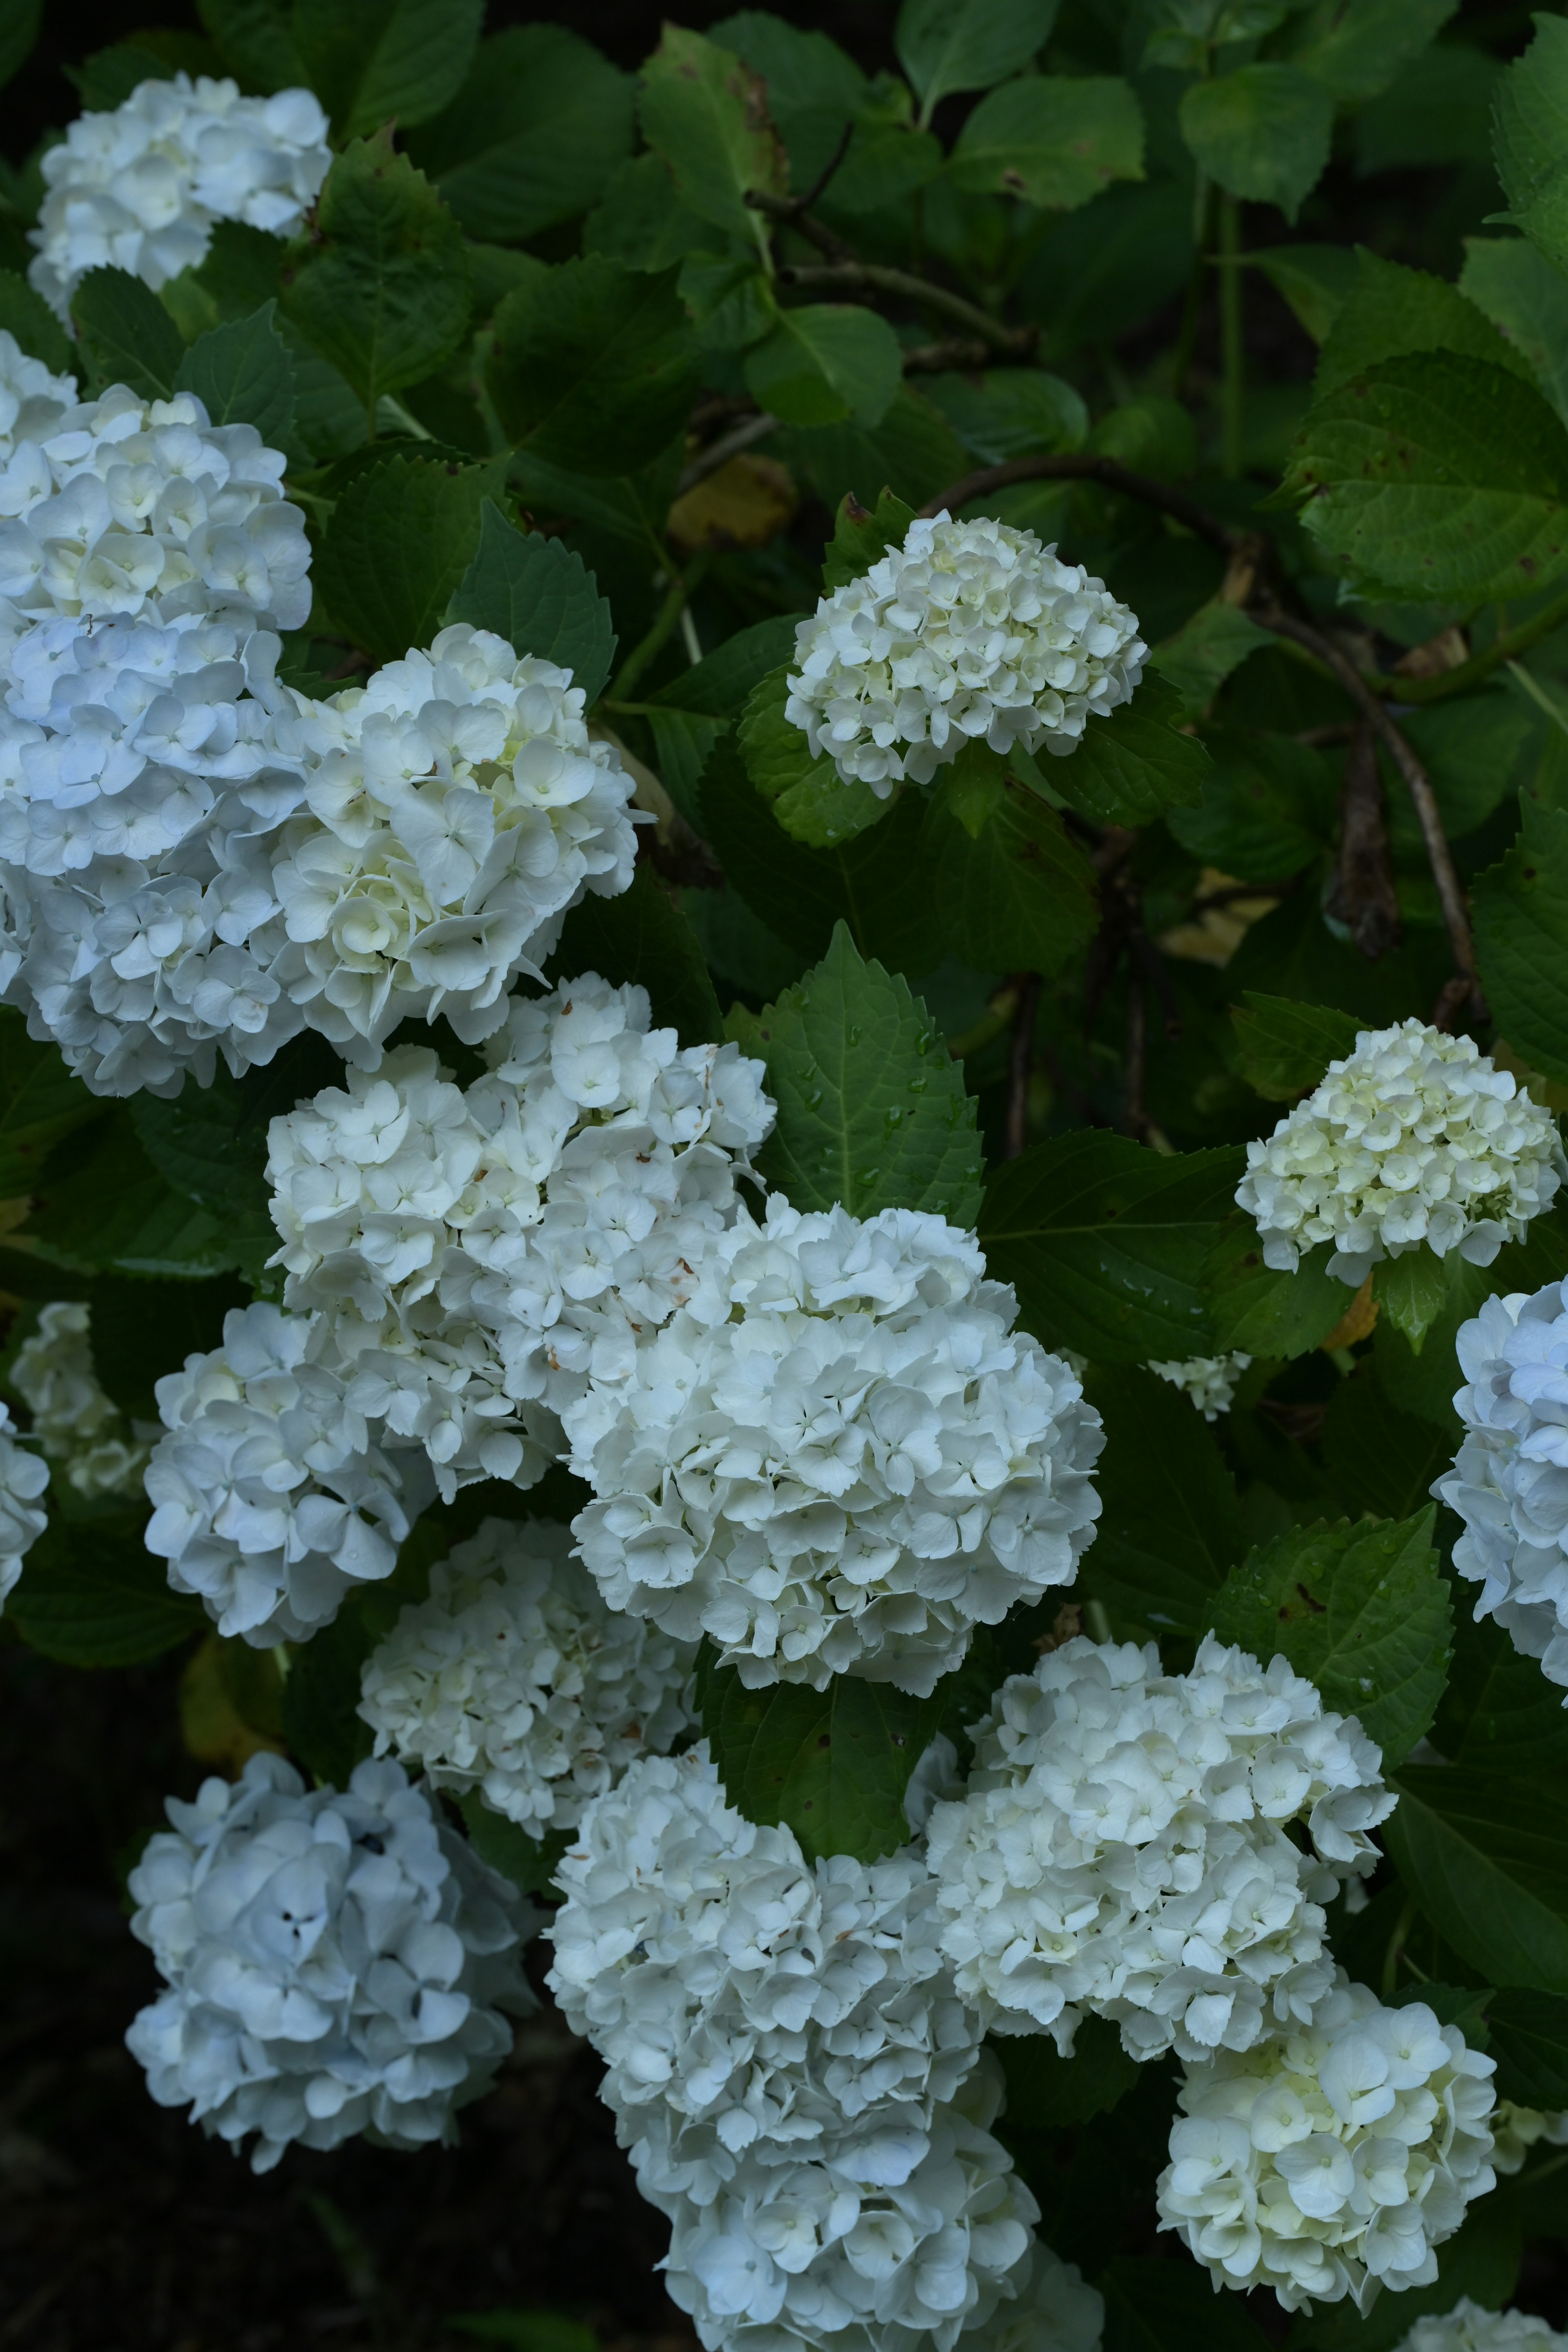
[[0, 1013, 109, 1200], [1100, 2258, 1274, 2352], [551, 866, 724, 1049], [487, 258, 698, 476], [0, 271, 73, 376], [317, 455, 494, 666], [1179, 67, 1334, 220], [174, 303, 296, 445], [1230, 991, 1361, 1100], [1049, 674, 1211, 827], [1488, 1987, 1568, 2108], [7, 1518, 204, 1668], [1080, 1365, 1245, 1634], [639, 24, 786, 264], [895, 0, 1058, 121], [922, 756, 1100, 976], [1206, 1225, 1352, 1358], [1385, 1764, 1568, 1993], [949, 77, 1145, 212], [738, 665, 886, 846], [449, 502, 617, 705], [1314, 252, 1534, 403], [824, 488, 917, 588], [1494, 16, 1568, 278], [743, 304, 903, 430], [291, 0, 483, 138], [407, 26, 633, 243], [71, 269, 185, 401], [1472, 796, 1568, 1083]]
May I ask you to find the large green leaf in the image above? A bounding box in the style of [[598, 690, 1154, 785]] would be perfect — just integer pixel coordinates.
[[0, 270, 73, 377], [487, 258, 699, 478], [779, 384, 971, 513], [1488, 1988, 1568, 2109], [1080, 1365, 1245, 1635], [1314, 250, 1534, 403], [1230, 991, 1360, 1100], [1434, 1612, 1568, 1778], [1206, 1508, 1452, 1764], [1148, 597, 1274, 719], [726, 923, 983, 1226], [129, 1069, 276, 1288], [697, 1646, 944, 1864], [1472, 796, 1568, 1085], [1493, 15, 1568, 278], [317, 455, 492, 666], [1321, 1374, 1455, 1523], [290, 0, 483, 140], [550, 866, 724, 1050], [174, 302, 296, 446], [737, 664, 887, 848], [1179, 65, 1334, 220], [17, 1111, 251, 1281], [70, 269, 185, 402], [979, 1136, 1241, 1361], [198, 0, 307, 89], [1205, 1225, 1352, 1359], [922, 759, 1100, 978], [1460, 236, 1568, 428], [895, 0, 1058, 119], [1284, 352, 1568, 601], [742, 304, 903, 430], [639, 24, 786, 264], [280, 131, 470, 413], [1049, 673, 1211, 827], [8, 1519, 204, 1669], [949, 76, 1144, 211], [1289, 0, 1456, 104], [1386, 1764, 1568, 1992], [448, 501, 617, 704], [1165, 727, 1340, 881], [0, 1013, 109, 1200], [406, 25, 634, 244]]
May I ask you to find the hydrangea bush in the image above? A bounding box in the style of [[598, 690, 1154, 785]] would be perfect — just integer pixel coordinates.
[[2, 5, 1567, 2349]]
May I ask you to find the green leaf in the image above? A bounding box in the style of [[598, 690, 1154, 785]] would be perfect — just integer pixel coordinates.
[[18, 1111, 253, 1281], [1149, 597, 1274, 718], [1080, 1365, 1245, 1635], [1166, 726, 1338, 882], [697, 1646, 944, 1864], [0, 270, 73, 377], [1387, 690, 1533, 855], [683, 887, 807, 1004], [506, 445, 679, 560], [448, 501, 617, 704], [280, 131, 470, 412], [317, 454, 491, 666], [457, 1792, 570, 1900], [993, 2017, 1140, 2131], [921, 369, 1089, 461], [779, 384, 971, 514], [0, 1012, 109, 1200], [737, 664, 887, 849], [198, 0, 308, 89], [1231, 991, 1361, 1101], [586, 155, 724, 276], [1322, 1371, 1453, 1521], [8, 1518, 204, 1669], [1247, 244, 1359, 344], [1493, 16, 1568, 278], [1178, 65, 1334, 220], [979, 1136, 1241, 1361], [405, 25, 633, 244], [1292, 2197, 1521, 2352], [281, 1605, 379, 1786], [70, 269, 185, 402], [0, 0, 39, 90], [1385, 1764, 1568, 1993], [1049, 671, 1211, 828], [1314, 250, 1534, 405], [742, 304, 903, 430], [1285, 352, 1568, 602], [1206, 1225, 1354, 1359], [290, 0, 483, 140], [1290, 0, 1457, 104], [1373, 1248, 1454, 1350], [549, 865, 723, 1050], [1354, 42, 1499, 173], [1101, 2256, 1274, 2352], [173, 302, 296, 446], [1488, 1988, 1568, 2109], [895, 0, 1058, 119], [85, 1274, 249, 1426], [923, 756, 1100, 977], [1434, 1611, 1568, 1778], [128, 1069, 276, 1287], [726, 922, 983, 1225], [639, 24, 787, 265], [1473, 796, 1568, 1084], [824, 488, 918, 589], [949, 76, 1144, 211], [1460, 236, 1568, 429], [1206, 1507, 1451, 1764], [487, 257, 699, 478]]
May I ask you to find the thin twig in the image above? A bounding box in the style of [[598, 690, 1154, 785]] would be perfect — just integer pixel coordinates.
[[775, 258, 1037, 359], [1005, 973, 1042, 1158], [901, 336, 995, 374], [745, 185, 853, 264], [674, 413, 780, 499], [793, 120, 855, 215], [917, 454, 1243, 556]]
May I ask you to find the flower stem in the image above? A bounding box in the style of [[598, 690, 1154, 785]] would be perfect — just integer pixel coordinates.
[[605, 555, 711, 708]]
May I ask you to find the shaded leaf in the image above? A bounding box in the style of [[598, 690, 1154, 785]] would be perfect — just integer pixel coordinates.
[[950, 76, 1144, 211], [9, 1518, 204, 1669], [1385, 1764, 1568, 1993], [448, 501, 617, 704], [174, 301, 296, 445], [1473, 796, 1568, 1084], [292, 0, 483, 140], [1080, 1365, 1245, 1635], [549, 865, 724, 1049], [406, 25, 634, 244], [1050, 672, 1210, 828], [924, 757, 1100, 978], [70, 269, 184, 402], [317, 454, 492, 666], [1231, 991, 1361, 1101], [1179, 63, 1333, 220], [487, 257, 699, 478], [737, 664, 887, 848]]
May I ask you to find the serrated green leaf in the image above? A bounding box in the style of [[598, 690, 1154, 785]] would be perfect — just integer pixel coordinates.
[[198, 0, 307, 90], [585, 154, 724, 276], [129, 1069, 276, 1287], [281, 131, 470, 414], [1434, 1611, 1568, 1777], [292, 0, 482, 140], [1149, 597, 1274, 719], [174, 301, 296, 445], [726, 922, 983, 1225], [0, 1012, 109, 1200], [1231, 991, 1361, 1101], [448, 501, 616, 704], [737, 665, 889, 848], [1373, 1248, 1454, 1350], [949, 75, 1144, 211], [1247, 244, 1358, 344], [1166, 726, 1337, 882], [549, 865, 723, 1050], [639, 24, 786, 263], [1050, 672, 1210, 828], [823, 488, 917, 590], [70, 269, 185, 402], [1284, 352, 1568, 602], [1493, 16, 1568, 278], [1373, 1211, 1568, 1430], [1180, 64, 1334, 219], [895, 0, 1058, 117], [1386, 1764, 1568, 1993], [486, 256, 699, 478], [18, 1110, 251, 1280], [8, 1518, 204, 1668], [1314, 250, 1534, 405], [697, 1646, 944, 1864], [1079, 1365, 1245, 1635], [780, 384, 971, 514], [1473, 796, 1568, 1085], [405, 25, 633, 243], [743, 303, 903, 430], [921, 370, 1089, 462], [316, 454, 493, 665], [923, 758, 1100, 976], [507, 443, 680, 558], [980, 1136, 1241, 1361], [1289, 0, 1456, 104], [0, 269, 73, 376], [1205, 1226, 1353, 1359], [1488, 1988, 1568, 2108], [1460, 236, 1568, 428]]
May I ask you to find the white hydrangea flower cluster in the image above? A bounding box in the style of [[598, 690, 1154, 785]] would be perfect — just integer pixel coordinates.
[[1490, 2102, 1568, 2176], [269, 628, 640, 1063], [550, 1744, 1058, 2352], [1434, 1281, 1568, 1695], [1236, 1022, 1565, 1287], [925, 1635, 1393, 2064], [29, 74, 330, 320], [358, 1515, 697, 1834], [1147, 1351, 1252, 1420], [1394, 2302, 1567, 2352], [1158, 1973, 1496, 2312], [784, 512, 1146, 796], [564, 1196, 1103, 1698], [12, 1299, 147, 1497], [0, 1402, 49, 1604], [143, 1303, 437, 1646], [125, 1751, 537, 2173]]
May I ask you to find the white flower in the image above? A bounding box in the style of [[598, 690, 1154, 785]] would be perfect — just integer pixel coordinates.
[[1236, 1022, 1565, 1287], [1147, 1352, 1252, 1419], [1490, 2102, 1568, 2176], [29, 75, 330, 320], [1434, 1281, 1568, 1695], [0, 1401, 49, 1603], [12, 1298, 148, 1497], [926, 1635, 1393, 2062], [1157, 1973, 1496, 2313], [268, 627, 640, 1062], [784, 512, 1146, 796], [1393, 2301, 1568, 2352], [142, 1301, 436, 1645], [125, 1751, 537, 2173], [359, 1515, 697, 1835], [564, 1195, 1103, 1697]]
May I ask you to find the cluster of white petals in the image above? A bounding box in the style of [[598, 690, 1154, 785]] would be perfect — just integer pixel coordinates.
[[1490, 2101, 1568, 2175], [1147, 1352, 1252, 1420], [143, 1302, 435, 1646], [13, 1299, 147, 1496], [1158, 1974, 1496, 2312], [0, 1402, 49, 1604], [1394, 2303, 1567, 2352], [785, 513, 1146, 795], [359, 1515, 697, 1834], [1236, 1022, 1564, 1287], [1435, 1280, 1568, 1694], [125, 1752, 536, 2172], [926, 1635, 1392, 2063], [564, 1196, 1102, 1697], [270, 628, 639, 1063], [29, 75, 330, 319], [550, 1744, 1054, 2352]]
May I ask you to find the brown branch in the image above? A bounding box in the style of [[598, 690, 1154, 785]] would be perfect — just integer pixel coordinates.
[[901, 336, 995, 374], [776, 259, 1037, 360], [916, 455, 1243, 556], [1005, 973, 1042, 1158], [794, 121, 855, 214], [1323, 722, 1401, 961], [745, 185, 853, 264]]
